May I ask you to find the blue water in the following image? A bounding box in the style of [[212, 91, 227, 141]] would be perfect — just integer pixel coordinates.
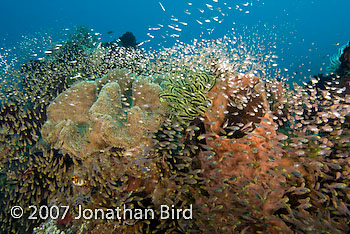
[[0, 0, 349, 81]]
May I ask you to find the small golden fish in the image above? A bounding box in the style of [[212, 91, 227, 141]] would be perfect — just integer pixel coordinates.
[[72, 176, 86, 186]]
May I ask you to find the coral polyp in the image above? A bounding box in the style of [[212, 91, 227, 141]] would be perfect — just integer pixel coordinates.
[[0, 27, 349, 234]]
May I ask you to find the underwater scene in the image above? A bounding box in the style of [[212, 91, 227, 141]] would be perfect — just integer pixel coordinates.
[[0, 0, 350, 233]]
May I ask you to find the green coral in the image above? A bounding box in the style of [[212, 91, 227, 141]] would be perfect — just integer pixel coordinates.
[[159, 69, 216, 122]]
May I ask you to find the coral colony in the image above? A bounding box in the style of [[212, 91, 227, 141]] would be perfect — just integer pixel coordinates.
[[0, 27, 349, 234]]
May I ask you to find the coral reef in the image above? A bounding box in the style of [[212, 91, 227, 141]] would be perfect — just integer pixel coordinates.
[[0, 26, 350, 234], [0, 26, 151, 233], [190, 69, 291, 232]]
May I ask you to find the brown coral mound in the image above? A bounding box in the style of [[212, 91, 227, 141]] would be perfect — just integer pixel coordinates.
[[41, 69, 165, 160], [42, 81, 97, 158], [37, 68, 167, 233]]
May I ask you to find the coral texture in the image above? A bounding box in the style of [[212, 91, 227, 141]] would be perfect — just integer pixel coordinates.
[[41, 69, 164, 160]]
